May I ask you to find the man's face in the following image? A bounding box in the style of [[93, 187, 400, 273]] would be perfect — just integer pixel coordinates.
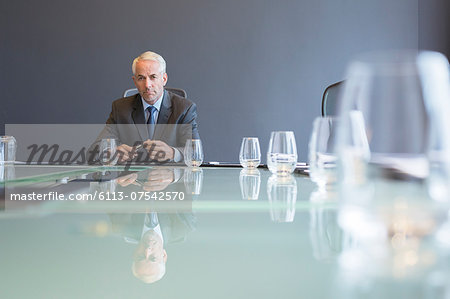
[[134, 230, 167, 264], [132, 60, 168, 105], [133, 230, 167, 279]]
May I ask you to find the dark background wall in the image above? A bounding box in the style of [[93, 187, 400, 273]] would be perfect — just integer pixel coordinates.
[[419, 0, 450, 57], [1, 0, 446, 162]]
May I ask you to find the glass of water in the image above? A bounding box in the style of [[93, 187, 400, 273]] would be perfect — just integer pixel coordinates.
[[184, 139, 204, 167], [239, 137, 261, 168], [0, 136, 17, 163], [99, 138, 118, 166], [267, 131, 297, 175], [308, 117, 339, 189]]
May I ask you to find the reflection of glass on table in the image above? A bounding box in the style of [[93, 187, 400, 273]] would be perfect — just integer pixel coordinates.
[[184, 168, 203, 195], [267, 174, 297, 222], [239, 168, 261, 200], [0, 164, 15, 181]]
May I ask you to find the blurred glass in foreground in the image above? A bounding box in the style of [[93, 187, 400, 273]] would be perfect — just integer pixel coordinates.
[[333, 237, 450, 299], [309, 117, 340, 190], [336, 50, 450, 244]]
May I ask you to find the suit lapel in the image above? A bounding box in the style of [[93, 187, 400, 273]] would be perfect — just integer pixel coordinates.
[[154, 90, 172, 140], [131, 94, 149, 140]]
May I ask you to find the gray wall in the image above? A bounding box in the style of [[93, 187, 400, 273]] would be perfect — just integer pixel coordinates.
[[0, 0, 427, 162]]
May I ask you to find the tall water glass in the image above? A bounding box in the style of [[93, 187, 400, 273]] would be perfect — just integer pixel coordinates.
[[308, 117, 339, 189], [99, 138, 118, 166], [267, 131, 297, 175], [0, 136, 17, 163], [239, 137, 261, 168], [336, 50, 450, 241], [184, 139, 204, 167]]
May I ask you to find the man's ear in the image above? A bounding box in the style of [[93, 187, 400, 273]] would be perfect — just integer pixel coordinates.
[[132, 76, 138, 88], [163, 249, 168, 263], [163, 73, 168, 86]]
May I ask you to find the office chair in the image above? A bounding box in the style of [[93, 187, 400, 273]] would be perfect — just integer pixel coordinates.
[[123, 87, 187, 98], [321, 81, 344, 117]]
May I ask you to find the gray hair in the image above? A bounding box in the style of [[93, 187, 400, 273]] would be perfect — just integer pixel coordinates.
[[132, 51, 166, 75], [132, 261, 166, 284]]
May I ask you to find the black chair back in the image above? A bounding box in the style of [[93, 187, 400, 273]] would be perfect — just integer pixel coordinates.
[[321, 81, 343, 117]]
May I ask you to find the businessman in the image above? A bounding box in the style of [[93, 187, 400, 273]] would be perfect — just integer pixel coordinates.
[[93, 51, 199, 164]]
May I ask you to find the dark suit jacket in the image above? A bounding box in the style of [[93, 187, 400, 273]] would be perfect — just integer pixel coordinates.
[[89, 90, 199, 163]]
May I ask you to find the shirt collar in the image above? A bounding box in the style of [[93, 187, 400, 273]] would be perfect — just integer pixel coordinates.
[[141, 90, 164, 112]]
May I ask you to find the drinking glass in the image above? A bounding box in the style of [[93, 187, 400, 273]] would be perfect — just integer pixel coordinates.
[[336, 50, 450, 241], [99, 138, 118, 166], [239, 137, 261, 168], [0, 136, 17, 163], [308, 117, 339, 189], [239, 168, 261, 200], [184, 139, 204, 167], [267, 131, 297, 175]]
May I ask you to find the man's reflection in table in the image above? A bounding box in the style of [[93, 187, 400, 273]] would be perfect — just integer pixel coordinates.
[[131, 213, 167, 283], [110, 211, 196, 283], [106, 167, 196, 283]]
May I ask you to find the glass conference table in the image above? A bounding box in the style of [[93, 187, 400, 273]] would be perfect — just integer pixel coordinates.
[[1, 164, 449, 298]]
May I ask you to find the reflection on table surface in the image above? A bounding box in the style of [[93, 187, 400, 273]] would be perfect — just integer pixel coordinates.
[[1, 165, 450, 298]]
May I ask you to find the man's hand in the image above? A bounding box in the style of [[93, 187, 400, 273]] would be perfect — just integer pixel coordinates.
[[143, 140, 174, 161], [116, 173, 139, 187], [116, 144, 137, 163], [142, 169, 175, 191]]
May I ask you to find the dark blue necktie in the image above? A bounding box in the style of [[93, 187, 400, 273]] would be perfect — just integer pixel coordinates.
[[145, 212, 159, 229], [146, 106, 156, 139]]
